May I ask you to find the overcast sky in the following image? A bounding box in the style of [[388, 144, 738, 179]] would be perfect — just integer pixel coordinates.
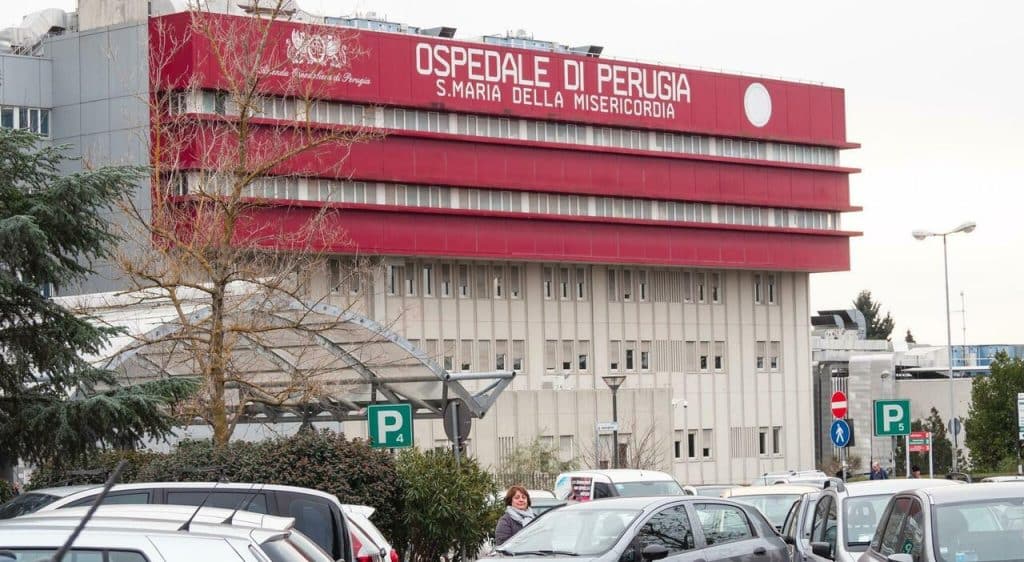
[[4, 1, 1022, 346]]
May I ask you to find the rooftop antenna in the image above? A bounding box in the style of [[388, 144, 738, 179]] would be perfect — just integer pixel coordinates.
[[224, 483, 265, 525], [177, 479, 223, 532]]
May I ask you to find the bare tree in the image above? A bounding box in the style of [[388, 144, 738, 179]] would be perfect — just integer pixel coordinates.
[[578, 419, 670, 471], [114, 0, 383, 446]]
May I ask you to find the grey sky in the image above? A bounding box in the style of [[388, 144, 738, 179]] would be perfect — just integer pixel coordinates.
[[4, 0, 1021, 345]]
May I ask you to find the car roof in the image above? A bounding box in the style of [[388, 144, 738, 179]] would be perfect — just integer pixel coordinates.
[[557, 469, 676, 482], [2, 507, 286, 544], [839, 478, 962, 497], [0, 526, 260, 553], [24, 484, 101, 498], [44, 481, 340, 506], [920, 481, 1024, 504], [20, 504, 293, 531], [551, 495, 712, 511], [724, 484, 820, 496]]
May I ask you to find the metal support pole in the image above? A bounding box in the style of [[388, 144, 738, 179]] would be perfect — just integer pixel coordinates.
[[905, 435, 911, 478], [1018, 439, 1022, 476], [929, 433, 934, 478], [611, 388, 620, 469], [943, 234, 958, 474]]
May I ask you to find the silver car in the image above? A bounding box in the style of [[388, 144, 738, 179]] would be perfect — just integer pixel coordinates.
[[858, 482, 1024, 562], [481, 496, 789, 562]]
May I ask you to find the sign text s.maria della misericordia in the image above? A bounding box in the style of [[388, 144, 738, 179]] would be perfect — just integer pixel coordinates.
[[414, 43, 690, 119]]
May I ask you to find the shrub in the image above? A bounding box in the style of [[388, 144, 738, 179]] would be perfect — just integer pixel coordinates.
[[28, 449, 161, 490], [0, 480, 15, 503], [394, 449, 501, 562]]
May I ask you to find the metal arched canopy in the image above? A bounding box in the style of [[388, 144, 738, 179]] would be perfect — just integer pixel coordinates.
[[57, 287, 515, 424]]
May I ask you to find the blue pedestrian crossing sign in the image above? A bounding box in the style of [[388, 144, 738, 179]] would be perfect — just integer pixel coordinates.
[[830, 419, 851, 447]]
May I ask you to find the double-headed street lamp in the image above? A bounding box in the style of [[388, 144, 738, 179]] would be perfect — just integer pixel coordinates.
[[912, 221, 976, 473], [602, 375, 626, 468]]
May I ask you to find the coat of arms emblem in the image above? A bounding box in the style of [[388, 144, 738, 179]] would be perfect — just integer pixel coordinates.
[[286, 29, 347, 68]]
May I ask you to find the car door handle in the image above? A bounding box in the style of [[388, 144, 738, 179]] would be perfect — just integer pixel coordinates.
[[753, 546, 767, 555]]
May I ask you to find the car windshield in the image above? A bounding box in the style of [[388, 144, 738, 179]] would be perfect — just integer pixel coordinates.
[[933, 498, 1024, 561], [844, 494, 891, 548], [732, 494, 800, 528], [614, 480, 684, 497], [498, 508, 641, 556], [0, 493, 60, 519]]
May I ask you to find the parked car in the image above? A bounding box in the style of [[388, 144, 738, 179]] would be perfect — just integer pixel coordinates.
[[979, 475, 1024, 483], [481, 495, 790, 562], [858, 481, 1024, 562], [691, 484, 739, 498], [552, 469, 688, 501], [1, 481, 389, 562], [804, 478, 962, 562], [751, 470, 830, 487], [341, 504, 400, 562], [0, 503, 332, 561], [781, 490, 821, 562], [722, 484, 819, 530]]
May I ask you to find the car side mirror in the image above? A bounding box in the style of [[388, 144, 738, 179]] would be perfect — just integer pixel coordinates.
[[641, 545, 669, 561], [810, 541, 833, 559], [887, 555, 913, 562], [782, 535, 796, 545]]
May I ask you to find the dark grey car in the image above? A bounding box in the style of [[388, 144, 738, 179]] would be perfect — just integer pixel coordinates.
[[781, 491, 821, 562], [481, 496, 789, 562]]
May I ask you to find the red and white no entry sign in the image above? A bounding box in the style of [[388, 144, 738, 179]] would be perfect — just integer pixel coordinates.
[[831, 391, 848, 419]]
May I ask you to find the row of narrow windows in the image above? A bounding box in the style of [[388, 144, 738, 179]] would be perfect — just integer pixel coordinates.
[[167, 90, 842, 167], [331, 259, 781, 306], [170, 173, 842, 232]]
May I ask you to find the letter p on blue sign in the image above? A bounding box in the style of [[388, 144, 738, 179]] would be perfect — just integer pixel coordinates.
[[368, 403, 414, 448]]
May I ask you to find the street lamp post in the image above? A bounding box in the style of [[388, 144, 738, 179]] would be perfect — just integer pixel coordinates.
[[913, 221, 975, 473], [602, 375, 626, 468]]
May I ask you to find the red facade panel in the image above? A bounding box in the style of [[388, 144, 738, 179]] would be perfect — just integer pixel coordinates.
[[152, 13, 854, 147], [230, 206, 850, 271]]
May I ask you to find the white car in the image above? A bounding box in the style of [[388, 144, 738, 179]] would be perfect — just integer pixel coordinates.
[[721, 484, 820, 530], [0, 504, 333, 561], [3, 481, 391, 562], [552, 469, 688, 501]]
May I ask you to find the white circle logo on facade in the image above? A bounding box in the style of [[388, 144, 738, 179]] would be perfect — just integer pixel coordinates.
[[744, 82, 772, 127]]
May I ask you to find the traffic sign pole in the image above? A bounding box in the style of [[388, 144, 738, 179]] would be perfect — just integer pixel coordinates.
[[929, 432, 934, 478]]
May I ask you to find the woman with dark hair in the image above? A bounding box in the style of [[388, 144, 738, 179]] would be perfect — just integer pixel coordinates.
[[495, 486, 535, 546]]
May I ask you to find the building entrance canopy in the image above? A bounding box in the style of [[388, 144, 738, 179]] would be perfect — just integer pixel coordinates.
[[57, 286, 514, 425]]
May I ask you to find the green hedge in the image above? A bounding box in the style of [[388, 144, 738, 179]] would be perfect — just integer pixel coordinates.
[[28, 430, 402, 540], [0, 480, 14, 503]]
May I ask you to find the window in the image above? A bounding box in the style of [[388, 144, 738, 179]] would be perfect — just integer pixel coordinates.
[[405, 265, 417, 296], [607, 269, 618, 301], [625, 347, 635, 371], [770, 341, 780, 371], [641, 341, 651, 371], [638, 270, 648, 302], [460, 340, 473, 371], [811, 496, 837, 554], [622, 270, 633, 301], [702, 429, 713, 458], [327, 259, 341, 293], [696, 273, 706, 303], [513, 340, 525, 371], [576, 267, 588, 300], [459, 264, 471, 297], [682, 272, 692, 302], [496, 340, 507, 371], [387, 265, 401, 295], [422, 264, 434, 296], [443, 339, 455, 371], [475, 265, 490, 298], [509, 265, 521, 298], [545, 340, 557, 372], [636, 505, 694, 554], [711, 272, 721, 303], [478, 340, 492, 371], [876, 498, 911, 556], [714, 341, 724, 371], [609, 340, 620, 371], [578, 341, 590, 371], [440, 264, 452, 297], [756, 341, 766, 371], [753, 274, 763, 304], [772, 426, 781, 454], [543, 266, 554, 299], [694, 503, 752, 545], [688, 430, 697, 459], [767, 274, 777, 304], [559, 267, 570, 300], [493, 266, 505, 298], [165, 491, 269, 514], [674, 433, 683, 459], [561, 341, 573, 371]]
